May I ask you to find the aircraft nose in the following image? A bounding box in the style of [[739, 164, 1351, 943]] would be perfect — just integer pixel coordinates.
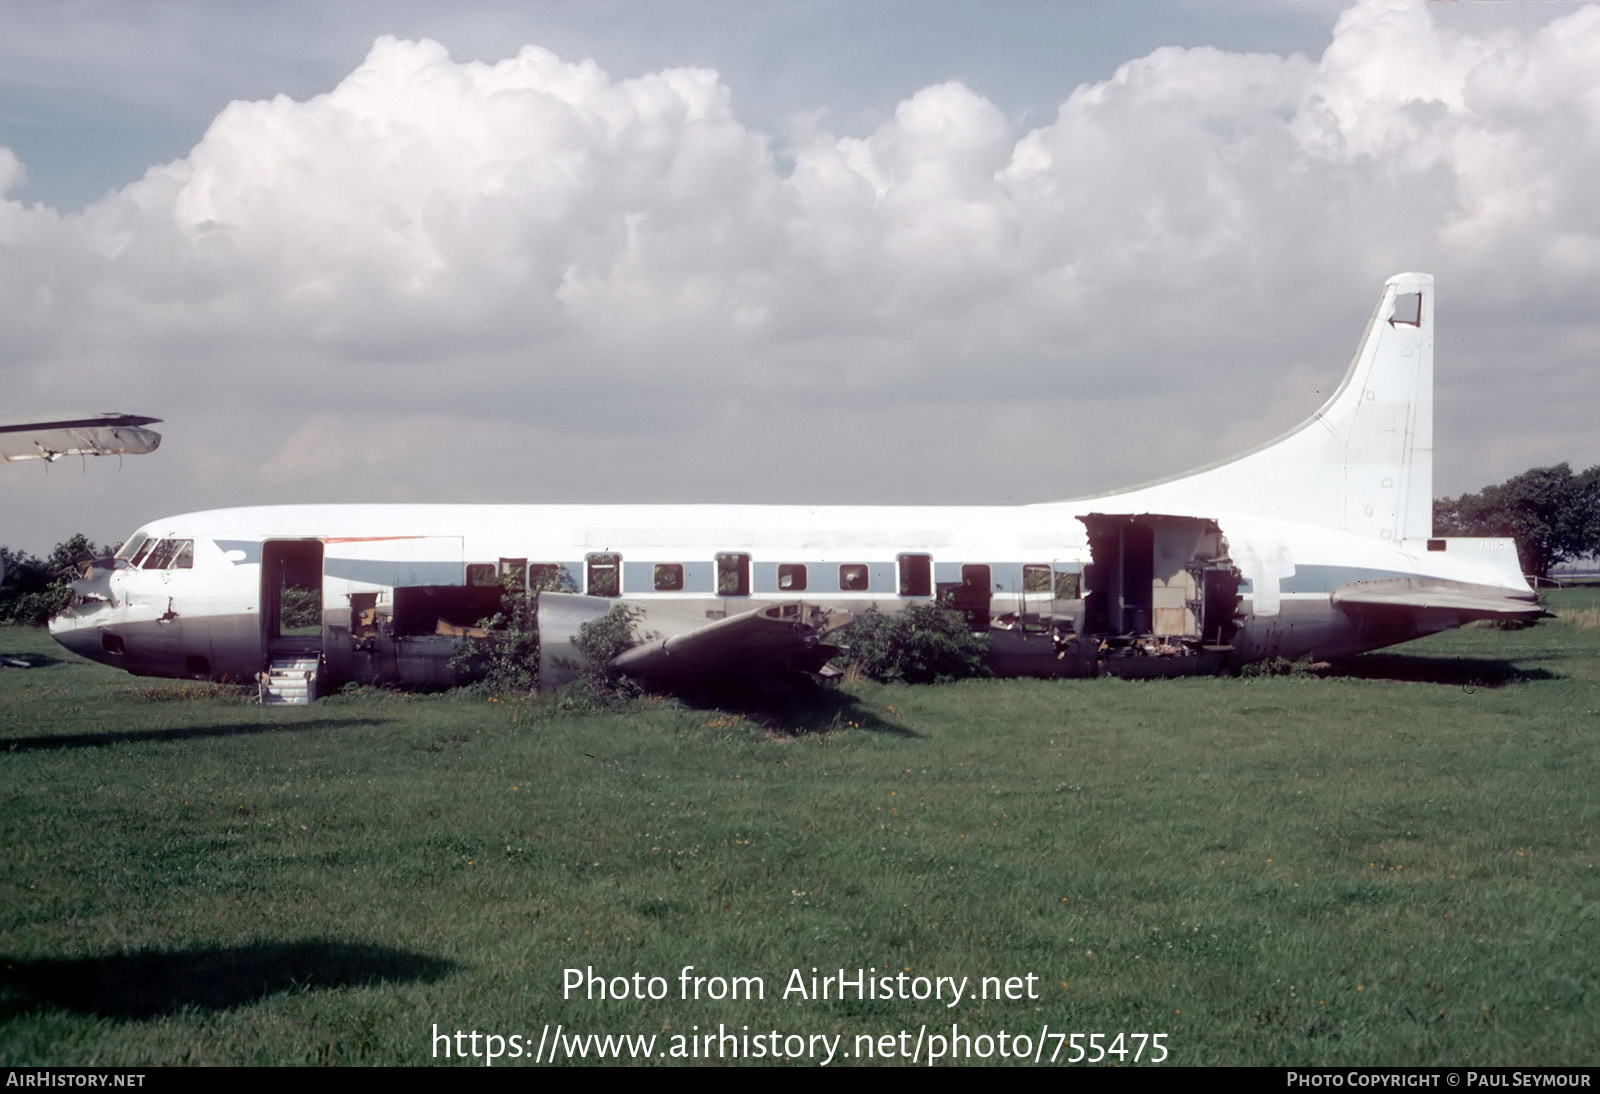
[[48, 611, 104, 662]]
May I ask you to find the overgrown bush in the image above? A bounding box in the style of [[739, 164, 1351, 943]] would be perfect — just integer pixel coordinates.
[[450, 573, 543, 694], [839, 600, 990, 684], [558, 605, 645, 709], [1238, 654, 1315, 678], [451, 572, 641, 704]]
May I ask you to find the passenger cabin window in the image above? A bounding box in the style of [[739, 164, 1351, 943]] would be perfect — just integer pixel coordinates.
[[654, 563, 685, 591], [839, 564, 869, 592], [1054, 571, 1081, 599], [716, 553, 750, 597], [467, 563, 497, 587], [499, 558, 527, 586], [778, 563, 807, 592], [952, 563, 993, 629], [1023, 564, 1053, 593], [898, 554, 932, 597], [587, 553, 621, 597], [529, 564, 572, 593]]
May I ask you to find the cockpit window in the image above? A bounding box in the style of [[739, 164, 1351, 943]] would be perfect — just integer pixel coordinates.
[[129, 539, 156, 567], [116, 533, 150, 562], [143, 540, 177, 568], [141, 539, 195, 570]]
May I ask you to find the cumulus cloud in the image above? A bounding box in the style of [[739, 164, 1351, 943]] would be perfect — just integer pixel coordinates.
[[0, 147, 24, 196], [3, 0, 1598, 552]]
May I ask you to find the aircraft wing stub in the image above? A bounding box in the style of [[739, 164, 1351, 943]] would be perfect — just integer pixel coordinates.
[[611, 602, 851, 685]]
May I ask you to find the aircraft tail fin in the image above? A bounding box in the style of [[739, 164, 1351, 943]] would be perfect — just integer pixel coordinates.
[[1070, 272, 1434, 542]]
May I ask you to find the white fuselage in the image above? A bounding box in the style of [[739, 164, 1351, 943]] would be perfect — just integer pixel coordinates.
[[47, 498, 1533, 688]]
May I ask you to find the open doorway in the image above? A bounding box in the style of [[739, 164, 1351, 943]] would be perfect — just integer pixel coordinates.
[[262, 540, 324, 653]]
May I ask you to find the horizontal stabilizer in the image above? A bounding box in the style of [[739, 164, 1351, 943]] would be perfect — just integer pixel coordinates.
[[1331, 578, 1546, 623]]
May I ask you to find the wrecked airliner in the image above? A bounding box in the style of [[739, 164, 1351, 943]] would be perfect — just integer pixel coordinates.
[[50, 274, 1542, 701]]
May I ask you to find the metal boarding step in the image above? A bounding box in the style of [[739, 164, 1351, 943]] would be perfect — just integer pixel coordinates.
[[259, 653, 320, 705]]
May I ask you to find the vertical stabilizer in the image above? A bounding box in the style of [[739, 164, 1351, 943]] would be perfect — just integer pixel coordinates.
[[1069, 273, 1434, 542]]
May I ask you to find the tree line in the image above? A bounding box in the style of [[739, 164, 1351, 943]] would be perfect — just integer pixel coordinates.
[[1434, 462, 1600, 582], [0, 535, 112, 626]]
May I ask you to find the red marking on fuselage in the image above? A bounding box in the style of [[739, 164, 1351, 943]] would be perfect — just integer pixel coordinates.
[[320, 536, 430, 543]]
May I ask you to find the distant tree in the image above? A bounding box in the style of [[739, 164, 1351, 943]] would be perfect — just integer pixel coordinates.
[[1435, 463, 1600, 581], [0, 534, 116, 626], [279, 584, 323, 631], [0, 547, 51, 624], [46, 534, 109, 581]]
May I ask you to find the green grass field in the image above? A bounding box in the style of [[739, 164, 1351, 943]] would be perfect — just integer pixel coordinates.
[[3, 592, 1597, 1066]]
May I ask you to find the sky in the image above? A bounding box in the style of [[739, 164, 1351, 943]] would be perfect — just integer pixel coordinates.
[[2, 0, 1597, 557]]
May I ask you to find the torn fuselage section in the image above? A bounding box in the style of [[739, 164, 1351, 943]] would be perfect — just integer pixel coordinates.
[[1078, 513, 1242, 678], [66, 557, 122, 608], [323, 586, 506, 691]]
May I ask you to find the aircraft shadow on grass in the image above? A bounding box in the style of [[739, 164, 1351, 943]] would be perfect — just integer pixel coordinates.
[[673, 679, 922, 738], [0, 651, 67, 669], [2, 717, 392, 753], [1, 939, 456, 1021], [1323, 653, 1560, 687]]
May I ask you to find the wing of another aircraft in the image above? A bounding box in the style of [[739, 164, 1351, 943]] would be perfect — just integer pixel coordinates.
[[0, 413, 162, 463]]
